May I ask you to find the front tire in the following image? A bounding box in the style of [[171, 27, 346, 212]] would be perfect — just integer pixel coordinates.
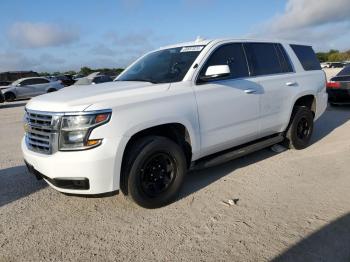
[[123, 136, 187, 208], [284, 106, 314, 150], [4, 92, 15, 102], [47, 89, 57, 93]]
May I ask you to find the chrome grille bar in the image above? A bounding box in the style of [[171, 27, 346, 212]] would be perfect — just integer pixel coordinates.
[[25, 110, 60, 155]]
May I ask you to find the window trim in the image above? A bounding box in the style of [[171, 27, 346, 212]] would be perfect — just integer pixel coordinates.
[[275, 43, 295, 73]]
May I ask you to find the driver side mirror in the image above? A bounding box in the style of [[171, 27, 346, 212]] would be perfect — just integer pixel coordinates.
[[198, 65, 231, 83], [16, 83, 22, 87]]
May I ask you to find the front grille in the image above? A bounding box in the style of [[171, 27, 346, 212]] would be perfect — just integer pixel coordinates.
[[25, 110, 61, 154]]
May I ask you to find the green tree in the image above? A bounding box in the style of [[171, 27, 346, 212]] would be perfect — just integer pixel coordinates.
[[64, 70, 77, 75], [316, 52, 328, 63], [80, 67, 93, 76], [328, 52, 346, 62]]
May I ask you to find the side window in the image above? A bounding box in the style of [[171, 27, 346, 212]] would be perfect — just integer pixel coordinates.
[[102, 76, 112, 82], [21, 79, 36, 86], [199, 43, 249, 80], [275, 44, 293, 73], [290, 45, 321, 71], [93, 76, 102, 84], [244, 43, 282, 76], [33, 78, 49, 84]]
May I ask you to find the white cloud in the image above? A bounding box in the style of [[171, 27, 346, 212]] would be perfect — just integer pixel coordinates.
[[0, 51, 39, 71], [252, 0, 350, 51], [8, 22, 79, 48], [268, 0, 350, 32]]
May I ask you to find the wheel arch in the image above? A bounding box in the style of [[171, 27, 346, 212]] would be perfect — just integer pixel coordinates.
[[47, 88, 57, 93], [293, 94, 316, 115], [119, 121, 196, 195], [4, 91, 16, 101], [284, 93, 316, 133]]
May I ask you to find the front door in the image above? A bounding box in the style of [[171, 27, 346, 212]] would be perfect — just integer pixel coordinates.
[[194, 43, 260, 157], [16, 79, 37, 98]]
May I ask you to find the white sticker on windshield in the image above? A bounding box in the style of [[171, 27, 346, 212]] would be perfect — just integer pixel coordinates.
[[180, 46, 204, 52]]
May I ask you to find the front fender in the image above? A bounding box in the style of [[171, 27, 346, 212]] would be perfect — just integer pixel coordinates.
[[123, 117, 200, 159]]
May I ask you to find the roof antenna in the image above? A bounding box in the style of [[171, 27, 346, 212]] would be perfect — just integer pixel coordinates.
[[195, 36, 205, 43]]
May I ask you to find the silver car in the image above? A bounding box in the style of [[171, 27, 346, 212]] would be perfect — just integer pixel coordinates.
[[1, 77, 64, 102]]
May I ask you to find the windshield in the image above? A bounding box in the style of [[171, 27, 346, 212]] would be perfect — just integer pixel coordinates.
[[117, 46, 205, 84], [11, 79, 22, 86]]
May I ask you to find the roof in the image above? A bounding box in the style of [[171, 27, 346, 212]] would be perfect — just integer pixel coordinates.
[[159, 37, 310, 50], [16, 77, 49, 81]]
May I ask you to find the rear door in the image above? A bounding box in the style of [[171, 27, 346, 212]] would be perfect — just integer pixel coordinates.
[[243, 42, 296, 137], [194, 43, 260, 156], [31, 78, 50, 95]]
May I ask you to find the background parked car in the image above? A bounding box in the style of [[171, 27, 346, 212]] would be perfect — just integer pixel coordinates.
[[0, 71, 39, 82], [0, 90, 4, 103], [50, 75, 76, 87], [74, 72, 113, 86], [2, 77, 64, 102], [328, 62, 344, 68], [0, 81, 11, 87], [327, 65, 350, 105]]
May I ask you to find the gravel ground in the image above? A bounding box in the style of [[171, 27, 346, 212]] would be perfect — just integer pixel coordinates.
[[1, 100, 350, 262]]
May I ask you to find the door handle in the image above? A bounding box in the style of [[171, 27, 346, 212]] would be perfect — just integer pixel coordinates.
[[286, 82, 297, 86], [244, 89, 257, 94]]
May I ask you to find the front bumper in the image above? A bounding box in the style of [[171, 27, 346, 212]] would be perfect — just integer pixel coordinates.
[[22, 136, 125, 194]]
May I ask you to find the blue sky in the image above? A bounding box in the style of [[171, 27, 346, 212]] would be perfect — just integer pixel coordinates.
[[0, 0, 349, 72]]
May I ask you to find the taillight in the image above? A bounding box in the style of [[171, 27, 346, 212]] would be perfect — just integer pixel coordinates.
[[327, 81, 341, 89]]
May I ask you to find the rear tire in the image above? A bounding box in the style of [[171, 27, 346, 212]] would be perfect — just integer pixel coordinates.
[[4, 92, 15, 102], [123, 136, 187, 208], [284, 106, 314, 150]]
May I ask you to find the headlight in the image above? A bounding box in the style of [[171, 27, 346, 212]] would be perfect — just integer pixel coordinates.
[[59, 110, 111, 151]]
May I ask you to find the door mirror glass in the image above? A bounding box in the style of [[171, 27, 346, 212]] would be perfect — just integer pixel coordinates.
[[199, 65, 230, 82]]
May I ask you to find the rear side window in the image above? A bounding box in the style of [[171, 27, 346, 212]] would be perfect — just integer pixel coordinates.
[[200, 43, 249, 79], [33, 78, 49, 84], [244, 43, 282, 76], [290, 45, 321, 71]]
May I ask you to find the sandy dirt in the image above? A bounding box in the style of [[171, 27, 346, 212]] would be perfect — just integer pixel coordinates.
[[0, 100, 350, 262]]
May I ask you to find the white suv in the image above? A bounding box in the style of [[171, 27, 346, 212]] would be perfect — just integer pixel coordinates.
[[22, 39, 328, 208]]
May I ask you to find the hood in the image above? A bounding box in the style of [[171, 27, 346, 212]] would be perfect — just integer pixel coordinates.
[[26, 81, 169, 112], [0, 85, 13, 91]]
